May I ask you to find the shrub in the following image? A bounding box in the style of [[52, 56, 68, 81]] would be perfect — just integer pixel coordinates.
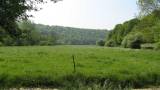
[[152, 21, 160, 42], [121, 33, 143, 49], [154, 42, 160, 50], [105, 40, 117, 47], [2, 36, 14, 46], [96, 40, 105, 46], [141, 44, 155, 50], [0, 26, 6, 42], [39, 41, 52, 46], [0, 42, 3, 46], [121, 37, 128, 48]]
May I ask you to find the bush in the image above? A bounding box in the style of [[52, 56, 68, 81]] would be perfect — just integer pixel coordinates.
[[121, 33, 143, 49], [105, 40, 117, 47], [154, 42, 160, 50], [141, 44, 155, 50], [0, 42, 3, 46], [39, 41, 52, 46], [96, 40, 105, 46], [2, 36, 14, 46], [0, 26, 6, 42]]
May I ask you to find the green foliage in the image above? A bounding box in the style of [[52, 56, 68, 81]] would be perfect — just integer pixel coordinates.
[[17, 20, 58, 46], [152, 21, 160, 42], [141, 43, 155, 49], [18, 20, 41, 45], [155, 42, 160, 50], [0, 42, 3, 46], [36, 24, 108, 45], [121, 33, 143, 49], [96, 40, 105, 46], [1, 20, 107, 46], [0, 26, 16, 46], [0, 27, 6, 42], [0, 0, 60, 46], [106, 19, 140, 47], [2, 36, 14, 46], [138, 0, 160, 15], [106, 10, 160, 49], [0, 0, 59, 28], [105, 39, 117, 47], [39, 41, 52, 46], [131, 10, 160, 44]]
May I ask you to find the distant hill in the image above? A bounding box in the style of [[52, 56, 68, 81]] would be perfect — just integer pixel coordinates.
[[35, 24, 108, 45]]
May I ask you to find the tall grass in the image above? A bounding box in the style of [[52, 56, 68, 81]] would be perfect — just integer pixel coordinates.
[[0, 45, 159, 89]]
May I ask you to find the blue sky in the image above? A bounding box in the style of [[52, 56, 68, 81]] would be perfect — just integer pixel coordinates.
[[30, 0, 138, 30]]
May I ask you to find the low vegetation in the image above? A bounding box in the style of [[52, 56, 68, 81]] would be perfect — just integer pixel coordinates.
[[0, 46, 160, 89], [96, 40, 105, 46], [141, 44, 155, 50], [0, 0, 160, 89], [155, 42, 160, 50]]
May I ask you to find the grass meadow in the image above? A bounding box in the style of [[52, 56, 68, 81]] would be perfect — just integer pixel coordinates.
[[0, 45, 160, 89]]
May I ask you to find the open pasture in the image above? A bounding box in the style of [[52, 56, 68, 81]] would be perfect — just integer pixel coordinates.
[[0, 45, 160, 89]]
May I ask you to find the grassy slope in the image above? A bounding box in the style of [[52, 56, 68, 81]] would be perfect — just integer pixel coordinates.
[[0, 45, 160, 88]]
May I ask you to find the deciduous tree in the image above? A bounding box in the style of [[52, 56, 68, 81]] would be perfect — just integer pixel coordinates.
[[138, 0, 160, 15], [0, 0, 61, 37]]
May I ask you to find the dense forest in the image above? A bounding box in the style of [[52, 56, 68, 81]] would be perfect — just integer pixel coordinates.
[[0, 0, 108, 46], [0, 20, 107, 46], [105, 10, 160, 49], [105, 0, 160, 50], [0, 0, 160, 49], [35, 24, 107, 45]]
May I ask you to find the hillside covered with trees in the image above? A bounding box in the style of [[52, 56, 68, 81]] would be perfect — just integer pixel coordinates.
[[0, 0, 108, 46], [1, 0, 160, 89], [105, 11, 160, 49], [1, 0, 160, 48], [35, 24, 108, 45], [105, 0, 160, 49], [0, 20, 108, 46]]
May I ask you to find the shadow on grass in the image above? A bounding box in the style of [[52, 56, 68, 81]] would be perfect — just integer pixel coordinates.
[[0, 72, 159, 89]]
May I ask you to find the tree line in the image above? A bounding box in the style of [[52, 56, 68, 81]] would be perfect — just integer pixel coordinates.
[[105, 0, 160, 49], [0, 20, 108, 46], [0, 0, 160, 48], [35, 24, 107, 45], [0, 0, 108, 46], [105, 10, 160, 49]]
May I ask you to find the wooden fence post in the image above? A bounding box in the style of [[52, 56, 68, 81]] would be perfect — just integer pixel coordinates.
[[72, 54, 76, 73]]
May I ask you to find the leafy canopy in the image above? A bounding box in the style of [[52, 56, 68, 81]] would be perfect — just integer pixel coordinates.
[[0, 0, 61, 36], [138, 0, 160, 15]]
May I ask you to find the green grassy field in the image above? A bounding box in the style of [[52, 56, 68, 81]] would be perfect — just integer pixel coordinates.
[[0, 45, 160, 89]]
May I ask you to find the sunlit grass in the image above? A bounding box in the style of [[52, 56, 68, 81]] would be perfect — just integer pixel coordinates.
[[0, 45, 160, 88]]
